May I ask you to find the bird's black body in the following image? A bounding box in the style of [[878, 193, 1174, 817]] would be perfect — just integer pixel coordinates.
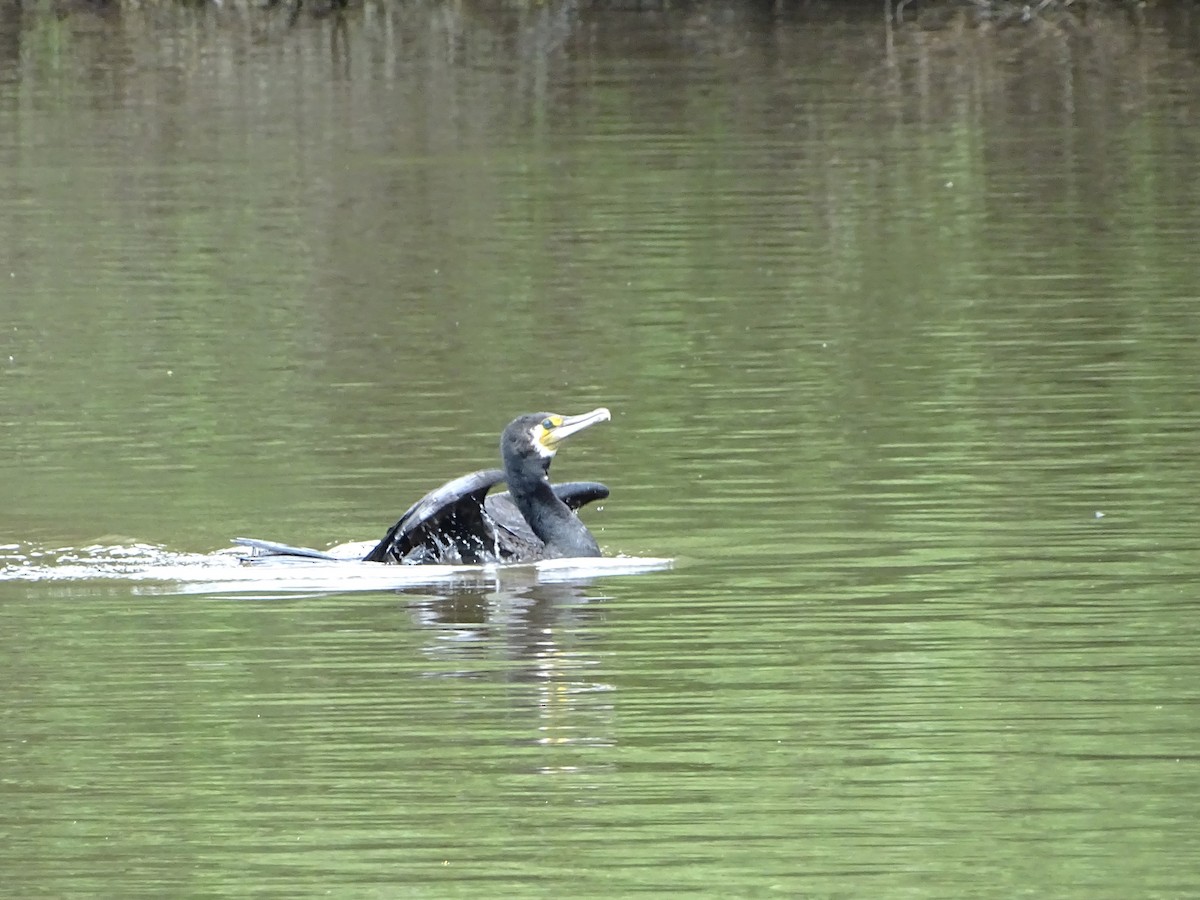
[[234, 408, 611, 566]]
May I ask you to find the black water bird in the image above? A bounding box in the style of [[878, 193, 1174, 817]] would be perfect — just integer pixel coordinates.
[[234, 407, 612, 565]]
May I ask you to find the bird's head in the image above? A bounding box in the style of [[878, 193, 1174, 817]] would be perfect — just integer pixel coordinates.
[[501, 407, 611, 470]]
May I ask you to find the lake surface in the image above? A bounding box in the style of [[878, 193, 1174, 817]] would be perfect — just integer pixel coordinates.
[[2, 3, 1200, 896]]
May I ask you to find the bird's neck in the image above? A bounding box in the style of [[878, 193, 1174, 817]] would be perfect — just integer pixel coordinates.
[[507, 463, 600, 558]]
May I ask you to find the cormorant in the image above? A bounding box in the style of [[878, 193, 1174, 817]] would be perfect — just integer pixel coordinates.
[[234, 407, 612, 565]]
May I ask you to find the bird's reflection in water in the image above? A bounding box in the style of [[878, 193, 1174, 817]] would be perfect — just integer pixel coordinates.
[[404, 574, 617, 771]]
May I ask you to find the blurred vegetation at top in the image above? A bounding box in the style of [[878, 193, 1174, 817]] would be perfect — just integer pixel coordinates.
[[4, 0, 1193, 32]]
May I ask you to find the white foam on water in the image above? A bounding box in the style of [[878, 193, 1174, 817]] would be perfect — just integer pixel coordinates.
[[0, 542, 674, 596]]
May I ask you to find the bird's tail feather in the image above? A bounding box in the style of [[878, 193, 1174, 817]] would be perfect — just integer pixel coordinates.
[[232, 537, 340, 562]]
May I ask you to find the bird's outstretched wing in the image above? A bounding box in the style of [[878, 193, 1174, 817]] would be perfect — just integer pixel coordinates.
[[235, 475, 611, 566], [362, 468, 506, 564]]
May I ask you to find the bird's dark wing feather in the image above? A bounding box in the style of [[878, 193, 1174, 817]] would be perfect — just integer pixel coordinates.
[[235, 477, 609, 567], [553, 481, 610, 510], [362, 468, 506, 564], [488, 481, 609, 513]]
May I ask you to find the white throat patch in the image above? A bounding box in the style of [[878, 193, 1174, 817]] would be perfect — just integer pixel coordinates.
[[530, 425, 557, 459]]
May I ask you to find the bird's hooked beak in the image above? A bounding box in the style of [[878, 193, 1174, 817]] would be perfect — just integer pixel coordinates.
[[535, 407, 611, 455]]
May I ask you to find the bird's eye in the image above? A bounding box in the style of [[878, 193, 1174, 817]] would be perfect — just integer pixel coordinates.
[[542, 417, 555, 430]]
